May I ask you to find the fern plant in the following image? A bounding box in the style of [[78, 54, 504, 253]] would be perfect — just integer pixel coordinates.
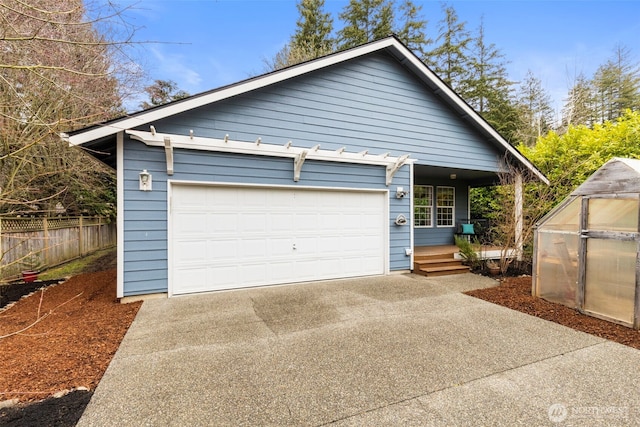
[[454, 236, 481, 270]]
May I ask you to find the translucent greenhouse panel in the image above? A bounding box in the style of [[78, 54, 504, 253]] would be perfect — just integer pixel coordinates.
[[588, 198, 639, 232], [584, 239, 636, 325], [535, 230, 579, 307], [541, 196, 581, 231]]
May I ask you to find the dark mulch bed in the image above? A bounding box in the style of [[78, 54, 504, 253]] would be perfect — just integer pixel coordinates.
[[1, 280, 64, 310], [0, 390, 92, 427]]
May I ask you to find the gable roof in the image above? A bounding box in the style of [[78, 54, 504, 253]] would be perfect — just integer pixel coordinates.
[[571, 157, 640, 196], [62, 36, 548, 184]]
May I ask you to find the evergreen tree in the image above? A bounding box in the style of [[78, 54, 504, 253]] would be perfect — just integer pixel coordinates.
[[139, 80, 190, 109], [337, 0, 394, 50], [514, 71, 555, 146], [426, 4, 472, 95], [264, 0, 334, 71], [291, 0, 334, 56], [464, 18, 518, 142], [465, 20, 509, 107], [593, 45, 640, 122], [395, 0, 431, 59], [560, 73, 595, 131]]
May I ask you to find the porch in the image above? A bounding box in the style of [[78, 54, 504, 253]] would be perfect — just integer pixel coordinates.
[[413, 245, 512, 277]]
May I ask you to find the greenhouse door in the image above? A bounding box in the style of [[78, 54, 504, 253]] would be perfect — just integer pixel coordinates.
[[580, 196, 640, 327]]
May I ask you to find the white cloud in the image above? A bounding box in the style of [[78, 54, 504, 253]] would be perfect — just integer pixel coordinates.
[[148, 46, 203, 91]]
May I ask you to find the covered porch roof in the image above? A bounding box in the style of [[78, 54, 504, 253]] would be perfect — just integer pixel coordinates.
[[414, 164, 508, 187]]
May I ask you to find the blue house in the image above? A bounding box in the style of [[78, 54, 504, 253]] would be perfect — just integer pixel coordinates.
[[64, 36, 547, 299]]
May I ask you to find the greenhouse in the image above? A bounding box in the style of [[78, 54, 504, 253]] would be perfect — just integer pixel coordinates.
[[533, 157, 640, 329]]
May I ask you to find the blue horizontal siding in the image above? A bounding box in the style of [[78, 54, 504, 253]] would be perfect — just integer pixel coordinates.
[[125, 249, 167, 262], [154, 52, 502, 172], [388, 166, 411, 270], [122, 138, 411, 296]]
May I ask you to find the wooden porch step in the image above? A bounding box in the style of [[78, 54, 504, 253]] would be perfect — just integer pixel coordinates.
[[414, 258, 461, 269], [414, 264, 470, 277], [414, 252, 456, 262], [413, 256, 470, 277]]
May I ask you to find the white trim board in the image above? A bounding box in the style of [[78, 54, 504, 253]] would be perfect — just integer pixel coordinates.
[[116, 132, 125, 299]]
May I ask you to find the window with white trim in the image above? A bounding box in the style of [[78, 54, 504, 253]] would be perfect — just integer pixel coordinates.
[[436, 187, 455, 227], [413, 185, 433, 227]]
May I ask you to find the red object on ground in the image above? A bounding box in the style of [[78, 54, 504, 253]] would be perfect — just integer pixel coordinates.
[[21, 271, 38, 283]]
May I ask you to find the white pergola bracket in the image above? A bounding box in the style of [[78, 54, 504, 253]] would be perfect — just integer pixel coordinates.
[[164, 136, 174, 175], [294, 151, 308, 182], [126, 130, 413, 185], [386, 154, 410, 186]]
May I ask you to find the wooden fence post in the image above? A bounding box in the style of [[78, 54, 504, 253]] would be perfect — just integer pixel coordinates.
[[43, 217, 49, 267], [98, 217, 102, 249], [79, 216, 84, 257], [0, 217, 3, 270]]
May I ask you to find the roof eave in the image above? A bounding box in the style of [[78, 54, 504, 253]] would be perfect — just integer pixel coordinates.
[[66, 36, 549, 185], [66, 38, 401, 147]]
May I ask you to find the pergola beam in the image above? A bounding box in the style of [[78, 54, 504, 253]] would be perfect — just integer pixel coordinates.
[[127, 130, 414, 185]]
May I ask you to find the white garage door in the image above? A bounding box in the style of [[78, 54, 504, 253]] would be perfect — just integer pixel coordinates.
[[169, 184, 387, 295]]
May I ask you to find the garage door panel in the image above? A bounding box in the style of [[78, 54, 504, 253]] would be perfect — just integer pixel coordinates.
[[240, 239, 268, 258], [171, 185, 386, 295], [208, 239, 239, 259], [319, 213, 342, 230], [361, 213, 383, 228], [270, 213, 295, 232], [241, 263, 269, 284], [174, 240, 208, 262], [269, 238, 295, 256], [174, 213, 207, 234], [294, 213, 319, 230], [238, 213, 267, 233], [240, 189, 268, 207], [270, 261, 296, 281], [209, 213, 238, 234]]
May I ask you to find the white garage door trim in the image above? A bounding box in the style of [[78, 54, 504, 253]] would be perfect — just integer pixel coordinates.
[[167, 180, 389, 296]]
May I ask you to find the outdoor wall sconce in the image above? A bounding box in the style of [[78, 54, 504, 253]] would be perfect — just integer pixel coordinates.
[[450, 173, 457, 180], [396, 187, 409, 198], [139, 169, 152, 191], [395, 214, 408, 226]]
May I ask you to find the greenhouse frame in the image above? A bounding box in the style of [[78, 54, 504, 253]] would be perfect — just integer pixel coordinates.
[[533, 157, 640, 329]]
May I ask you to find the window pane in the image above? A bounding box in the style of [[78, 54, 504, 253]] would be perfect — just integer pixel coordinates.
[[414, 185, 432, 227], [543, 196, 581, 231], [588, 198, 639, 232], [436, 187, 454, 227]]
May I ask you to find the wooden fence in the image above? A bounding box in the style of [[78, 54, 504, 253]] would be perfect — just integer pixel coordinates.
[[0, 216, 116, 281]]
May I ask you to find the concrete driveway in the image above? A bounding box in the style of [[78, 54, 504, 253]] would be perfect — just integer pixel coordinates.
[[78, 274, 640, 426]]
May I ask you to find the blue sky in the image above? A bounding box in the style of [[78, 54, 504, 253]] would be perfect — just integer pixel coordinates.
[[120, 0, 640, 114]]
